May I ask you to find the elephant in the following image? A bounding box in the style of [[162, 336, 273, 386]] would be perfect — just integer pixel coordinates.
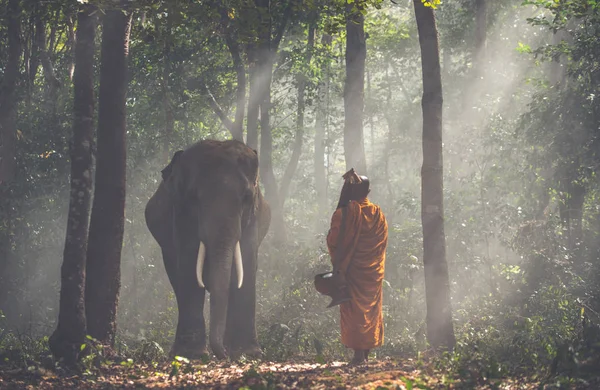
[[145, 139, 271, 359]]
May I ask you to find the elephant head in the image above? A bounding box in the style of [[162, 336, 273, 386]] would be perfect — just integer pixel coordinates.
[[159, 139, 261, 358]]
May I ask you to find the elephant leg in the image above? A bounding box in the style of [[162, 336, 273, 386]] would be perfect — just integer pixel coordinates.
[[171, 218, 207, 359], [161, 246, 178, 292], [172, 263, 207, 359], [225, 228, 260, 358]]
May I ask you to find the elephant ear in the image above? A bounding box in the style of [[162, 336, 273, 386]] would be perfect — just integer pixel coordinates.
[[161, 150, 184, 182], [161, 150, 187, 203], [237, 148, 259, 188]]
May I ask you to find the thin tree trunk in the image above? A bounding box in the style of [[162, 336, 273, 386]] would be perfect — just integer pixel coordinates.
[[258, 61, 283, 240], [221, 8, 246, 142], [0, 0, 21, 186], [49, 5, 96, 364], [343, 1, 367, 175], [474, 0, 487, 64], [67, 15, 76, 81], [246, 45, 259, 150], [366, 65, 375, 165], [28, 4, 44, 95], [162, 6, 174, 163], [413, 0, 456, 351], [314, 33, 332, 219], [0, 0, 21, 315], [384, 62, 395, 220], [204, 12, 245, 142], [85, 5, 132, 347], [254, 0, 290, 242], [279, 23, 315, 210]]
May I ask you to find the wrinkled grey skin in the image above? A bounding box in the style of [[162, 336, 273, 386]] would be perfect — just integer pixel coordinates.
[[145, 139, 270, 360]]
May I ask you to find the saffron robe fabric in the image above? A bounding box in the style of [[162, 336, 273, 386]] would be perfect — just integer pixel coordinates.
[[326, 198, 388, 350]]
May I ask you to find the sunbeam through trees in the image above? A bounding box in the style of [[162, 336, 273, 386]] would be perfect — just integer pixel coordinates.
[[1, 0, 599, 388]]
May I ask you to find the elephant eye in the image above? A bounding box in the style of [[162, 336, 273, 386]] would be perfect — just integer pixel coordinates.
[[243, 188, 254, 203]]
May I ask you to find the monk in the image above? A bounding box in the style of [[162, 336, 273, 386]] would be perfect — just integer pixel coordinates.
[[326, 173, 388, 364]]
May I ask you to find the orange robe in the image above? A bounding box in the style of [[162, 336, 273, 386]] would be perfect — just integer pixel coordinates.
[[327, 198, 388, 350]]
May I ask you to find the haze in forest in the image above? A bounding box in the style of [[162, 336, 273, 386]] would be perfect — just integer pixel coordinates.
[[1, 0, 550, 335], [1, 0, 599, 379]]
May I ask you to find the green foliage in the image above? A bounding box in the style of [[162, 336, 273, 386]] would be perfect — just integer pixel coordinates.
[[1, 0, 600, 387], [421, 0, 442, 9]]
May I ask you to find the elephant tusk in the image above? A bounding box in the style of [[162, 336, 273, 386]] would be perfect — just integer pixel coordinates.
[[235, 241, 243, 289], [196, 241, 206, 288]]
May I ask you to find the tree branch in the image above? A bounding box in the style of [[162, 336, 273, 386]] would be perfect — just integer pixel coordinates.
[[272, 1, 293, 53], [201, 83, 236, 136]]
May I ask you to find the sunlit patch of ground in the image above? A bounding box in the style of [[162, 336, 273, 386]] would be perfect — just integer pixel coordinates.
[[1, 357, 597, 389]]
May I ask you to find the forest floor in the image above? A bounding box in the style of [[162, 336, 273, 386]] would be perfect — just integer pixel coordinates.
[[1, 356, 597, 390]]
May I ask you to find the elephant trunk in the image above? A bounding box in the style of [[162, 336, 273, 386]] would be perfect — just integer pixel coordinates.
[[196, 241, 243, 289], [207, 240, 235, 359]]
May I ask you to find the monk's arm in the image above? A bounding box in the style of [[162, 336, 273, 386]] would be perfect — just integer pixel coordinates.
[[326, 208, 343, 259]]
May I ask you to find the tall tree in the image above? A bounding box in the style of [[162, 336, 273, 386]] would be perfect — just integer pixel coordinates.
[[85, 4, 132, 347], [314, 33, 332, 220], [474, 0, 487, 60], [220, 5, 246, 142], [343, 0, 368, 174], [413, 0, 455, 351], [49, 4, 96, 363], [0, 0, 21, 185], [279, 22, 316, 211], [251, 0, 291, 241], [161, 3, 175, 163], [0, 0, 22, 310]]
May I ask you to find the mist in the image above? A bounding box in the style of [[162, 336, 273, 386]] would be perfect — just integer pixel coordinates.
[[1, 0, 599, 385]]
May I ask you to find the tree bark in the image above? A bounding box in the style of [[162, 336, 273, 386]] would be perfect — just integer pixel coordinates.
[[254, 0, 290, 242], [162, 5, 174, 163], [0, 0, 21, 316], [343, 1, 368, 175], [28, 3, 44, 94], [474, 0, 487, 63], [0, 0, 21, 186], [85, 5, 132, 347], [279, 23, 315, 211], [49, 5, 96, 364], [220, 7, 246, 142], [314, 33, 332, 219], [246, 44, 260, 150], [413, 0, 456, 351]]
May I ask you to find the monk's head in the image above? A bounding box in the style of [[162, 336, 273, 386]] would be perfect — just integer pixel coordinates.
[[350, 176, 370, 201]]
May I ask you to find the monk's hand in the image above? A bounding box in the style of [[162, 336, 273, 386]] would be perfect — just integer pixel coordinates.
[[342, 168, 362, 184], [331, 270, 348, 290]]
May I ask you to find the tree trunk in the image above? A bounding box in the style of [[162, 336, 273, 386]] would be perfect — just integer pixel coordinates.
[[85, 5, 132, 347], [0, 0, 21, 186], [246, 45, 259, 150], [258, 60, 284, 241], [49, 5, 96, 364], [413, 0, 456, 351], [0, 0, 21, 311], [28, 3, 44, 96], [279, 23, 315, 211], [383, 61, 395, 220], [314, 33, 332, 219], [474, 0, 487, 64], [254, 0, 290, 242], [343, 1, 367, 175], [162, 5, 174, 163], [221, 9, 246, 142]]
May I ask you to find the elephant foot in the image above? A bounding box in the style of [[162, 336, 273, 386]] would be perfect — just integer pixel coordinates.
[[210, 343, 228, 360], [170, 344, 209, 360], [230, 344, 263, 361], [242, 345, 263, 359], [170, 334, 208, 360]]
